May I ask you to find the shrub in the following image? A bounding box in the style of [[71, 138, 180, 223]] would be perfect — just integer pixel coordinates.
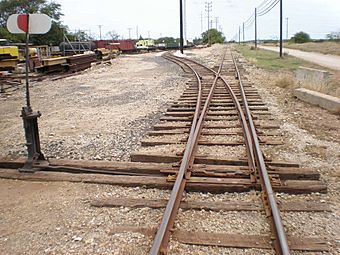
[[290, 32, 311, 44]]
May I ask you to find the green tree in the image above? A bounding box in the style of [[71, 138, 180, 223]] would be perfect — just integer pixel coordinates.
[[107, 31, 119, 40], [290, 31, 311, 43], [193, 37, 203, 45], [202, 29, 225, 45], [326, 31, 340, 41], [0, 0, 65, 45], [155, 37, 177, 44]]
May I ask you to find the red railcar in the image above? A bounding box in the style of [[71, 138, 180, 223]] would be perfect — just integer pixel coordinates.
[[94, 40, 136, 53]]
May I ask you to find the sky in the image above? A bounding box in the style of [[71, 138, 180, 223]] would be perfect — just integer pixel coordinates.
[[56, 0, 340, 41]]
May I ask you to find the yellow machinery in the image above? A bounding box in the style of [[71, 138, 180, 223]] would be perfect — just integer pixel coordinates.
[[0, 46, 19, 71]]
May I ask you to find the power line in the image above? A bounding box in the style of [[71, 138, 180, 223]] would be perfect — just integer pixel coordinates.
[[257, 0, 277, 12], [257, 0, 273, 10], [258, 0, 280, 16], [244, 13, 254, 25]]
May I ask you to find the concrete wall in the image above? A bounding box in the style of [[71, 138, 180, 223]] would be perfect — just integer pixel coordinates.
[[294, 88, 340, 113], [296, 66, 329, 83]]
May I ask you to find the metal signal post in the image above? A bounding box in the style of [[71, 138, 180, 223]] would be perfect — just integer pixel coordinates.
[[280, 0, 283, 57], [180, 0, 184, 53], [20, 13, 46, 172], [7, 13, 51, 171]]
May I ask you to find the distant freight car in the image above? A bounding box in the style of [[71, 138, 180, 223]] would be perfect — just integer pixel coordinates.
[[59, 41, 96, 55], [94, 40, 137, 53], [136, 39, 156, 51]]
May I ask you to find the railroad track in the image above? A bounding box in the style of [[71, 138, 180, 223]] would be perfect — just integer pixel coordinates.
[[0, 48, 329, 254], [146, 50, 289, 254]]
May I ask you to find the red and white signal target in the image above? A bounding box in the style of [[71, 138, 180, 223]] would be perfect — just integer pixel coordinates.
[[7, 14, 51, 34]]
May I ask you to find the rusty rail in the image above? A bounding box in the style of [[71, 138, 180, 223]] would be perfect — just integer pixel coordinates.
[[231, 52, 290, 255], [149, 53, 225, 254], [157, 50, 291, 254]]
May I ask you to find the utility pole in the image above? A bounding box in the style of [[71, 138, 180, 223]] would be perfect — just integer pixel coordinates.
[[205, 1, 212, 46], [180, 0, 184, 53], [136, 26, 139, 40], [242, 22, 245, 43], [200, 12, 203, 34], [215, 17, 219, 30], [238, 25, 241, 44], [286, 17, 289, 40], [98, 25, 102, 40], [280, 0, 283, 57], [127, 28, 132, 39], [183, 0, 187, 46], [255, 8, 257, 49], [148, 30, 151, 39]]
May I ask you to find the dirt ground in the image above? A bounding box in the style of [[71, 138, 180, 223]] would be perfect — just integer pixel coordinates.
[[260, 45, 340, 71], [0, 46, 339, 254], [285, 41, 340, 57], [0, 53, 187, 161]]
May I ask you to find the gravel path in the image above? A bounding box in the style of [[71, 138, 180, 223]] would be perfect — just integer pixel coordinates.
[[259, 45, 340, 71]]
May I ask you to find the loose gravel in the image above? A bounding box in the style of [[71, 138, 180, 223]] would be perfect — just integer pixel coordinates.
[[0, 53, 188, 161], [0, 45, 338, 254]]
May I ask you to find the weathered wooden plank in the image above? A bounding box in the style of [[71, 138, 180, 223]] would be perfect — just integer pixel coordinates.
[[0, 158, 171, 175], [153, 123, 280, 130], [106, 226, 329, 251], [0, 169, 326, 193], [172, 231, 329, 251], [1, 158, 316, 180], [130, 152, 300, 168], [172, 100, 265, 105], [168, 106, 268, 111], [140, 138, 282, 147], [91, 197, 331, 212]]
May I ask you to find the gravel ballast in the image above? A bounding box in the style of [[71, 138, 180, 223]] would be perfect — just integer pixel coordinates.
[[0, 46, 339, 254]]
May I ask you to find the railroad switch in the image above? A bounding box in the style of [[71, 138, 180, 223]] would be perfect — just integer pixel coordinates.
[[19, 106, 46, 172]]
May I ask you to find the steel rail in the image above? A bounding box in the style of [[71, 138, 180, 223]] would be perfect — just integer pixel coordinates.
[[149, 53, 225, 255], [149, 53, 203, 255], [231, 52, 291, 255], [170, 54, 257, 176]]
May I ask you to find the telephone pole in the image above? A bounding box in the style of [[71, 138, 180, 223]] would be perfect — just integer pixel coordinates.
[[136, 26, 139, 39], [215, 17, 219, 30], [205, 1, 212, 46], [286, 17, 289, 40], [238, 25, 241, 44], [183, 0, 187, 46], [127, 28, 132, 39], [280, 0, 283, 57], [242, 22, 245, 43], [200, 12, 203, 34], [180, 0, 184, 53], [98, 25, 102, 40], [255, 8, 258, 49]]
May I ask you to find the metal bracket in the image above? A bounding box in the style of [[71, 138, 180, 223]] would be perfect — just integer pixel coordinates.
[[19, 106, 47, 172]]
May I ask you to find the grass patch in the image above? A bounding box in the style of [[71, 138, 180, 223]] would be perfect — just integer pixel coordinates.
[[234, 44, 322, 71], [234, 44, 340, 97], [275, 76, 295, 88], [285, 41, 340, 56]]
